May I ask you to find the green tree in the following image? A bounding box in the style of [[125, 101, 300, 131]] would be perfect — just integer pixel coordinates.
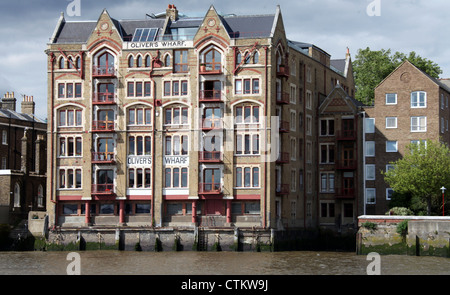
[[383, 140, 450, 216], [353, 48, 442, 105]]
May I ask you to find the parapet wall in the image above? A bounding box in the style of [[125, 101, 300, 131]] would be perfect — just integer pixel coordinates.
[[357, 215, 450, 257]]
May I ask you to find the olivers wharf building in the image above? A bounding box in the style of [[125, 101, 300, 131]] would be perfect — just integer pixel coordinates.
[[44, 4, 358, 250]]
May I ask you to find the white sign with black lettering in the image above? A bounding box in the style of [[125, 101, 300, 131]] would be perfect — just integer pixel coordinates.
[[164, 156, 189, 166]]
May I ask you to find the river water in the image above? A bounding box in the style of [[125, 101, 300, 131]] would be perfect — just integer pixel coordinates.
[[0, 250, 449, 275]]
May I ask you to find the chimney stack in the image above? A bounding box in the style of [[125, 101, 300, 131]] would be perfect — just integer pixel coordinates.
[[1, 91, 17, 111], [21, 95, 35, 115], [166, 4, 179, 21]]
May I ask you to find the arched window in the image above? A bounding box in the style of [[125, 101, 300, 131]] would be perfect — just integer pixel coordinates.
[[37, 185, 44, 208], [98, 52, 114, 72], [76, 56, 81, 69], [128, 55, 134, 68], [59, 57, 65, 69], [68, 57, 73, 69], [204, 48, 222, 71], [164, 54, 171, 67], [145, 55, 151, 67], [253, 51, 259, 64], [136, 55, 143, 68], [235, 52, 242, 67], [14, 183, 20, 207]]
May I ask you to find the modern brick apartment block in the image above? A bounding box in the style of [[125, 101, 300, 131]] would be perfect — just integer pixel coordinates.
[[0, 93, 47, 224], [364, 60, 450, 215], [45, 5, 355, 230]]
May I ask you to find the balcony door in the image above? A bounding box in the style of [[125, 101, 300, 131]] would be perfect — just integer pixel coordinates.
[[96, 169, 114, 192], [203, 168, 221, 192], [97, 138, 114, 161], [342, 144, 354, 168], [342, 119, 354, 137]]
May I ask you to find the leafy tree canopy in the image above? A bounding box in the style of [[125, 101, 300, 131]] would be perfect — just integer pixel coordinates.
[[353, 47, 442, 105], [383, 140, 450, 216]]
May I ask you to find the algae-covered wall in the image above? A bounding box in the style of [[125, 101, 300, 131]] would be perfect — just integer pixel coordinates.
[[357, 215, 450, 257]]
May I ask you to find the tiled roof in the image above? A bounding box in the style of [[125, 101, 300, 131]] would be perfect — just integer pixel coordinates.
[[0, 109, 46, 124]]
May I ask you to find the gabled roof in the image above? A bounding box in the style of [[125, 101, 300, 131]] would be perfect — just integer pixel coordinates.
[[50, 9, 276, 44], [0, 109, 46, 124]]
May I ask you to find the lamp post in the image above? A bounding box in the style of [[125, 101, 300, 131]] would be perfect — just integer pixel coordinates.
[[441, 186, 446, 216]]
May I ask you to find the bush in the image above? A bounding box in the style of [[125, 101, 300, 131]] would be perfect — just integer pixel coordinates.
[[386, 207, 414, 216]]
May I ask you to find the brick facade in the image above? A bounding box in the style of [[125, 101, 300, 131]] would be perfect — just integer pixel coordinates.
[[45, 5, 355, 230]]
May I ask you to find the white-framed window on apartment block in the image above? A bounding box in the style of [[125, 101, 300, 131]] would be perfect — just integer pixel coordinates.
[[386, 164, 395, 173], [386, 117, 397, 129], [441, 117, 445, 134], [411, 116, 427, 132], [320, 172, 335, 193], [366, 188, 376, 204], [386, 141, 398, 152], [365, 118, 375, 133], [386, 188, 394, 201], [411, 91, 427, 108], [2, 130, 7, 145], [365, 164, 376, 180], [386, 93, 397, 105], [365, 141, 375, 157]]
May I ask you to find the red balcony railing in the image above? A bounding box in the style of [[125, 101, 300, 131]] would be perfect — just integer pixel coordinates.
[[201, 119, 223, 130], [92, 152, 115, 164], [92, 184, 114, 194], [336, 159, 357, 170], [92, 66, 116, 77], [277, 65, 290, 78], [199, 151, 222, 162], [336, 130, 356, 141], [276, 152, 290, 164], [92, 121, 115, 132], [276, 184, 289, 195], [199, 90, 223, 102], [199, 64, 222, 75], [93, 92, 116, 104], [198, 182, 222, 194], [276, 92, 290, 104]]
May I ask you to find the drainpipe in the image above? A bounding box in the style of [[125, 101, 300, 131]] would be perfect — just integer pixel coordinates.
[[361, 111, 366, 216], [263, 46, 268, 229], [149, 51, 158, 227], [49, 53, 57, 228]]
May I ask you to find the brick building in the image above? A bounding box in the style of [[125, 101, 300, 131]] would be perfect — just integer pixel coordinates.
[[0, 92, 47, 224], [45, 5, 355, 230], [363, 60, 450, 215]]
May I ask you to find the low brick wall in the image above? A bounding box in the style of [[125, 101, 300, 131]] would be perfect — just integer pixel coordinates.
[[357, 215, 450, 257]]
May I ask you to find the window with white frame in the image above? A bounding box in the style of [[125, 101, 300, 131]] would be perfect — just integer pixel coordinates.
[[128, 106, 152, 126], [306, 66, 312, 83], [442, 117, 445, 133], [320, 143, 335, 164], [235, 166, 259, 188], [320, 118, 334, 136], [234, 78, 260, 95], [2, 130, 7, 145], [320, 172, 335, 193], [290, 137, 296, 161], [58, 168, 82, 189], [411, 116, 427, 132], [164, 167, 188, 188], [386, 93, 397, 105], [128, 168, 152, 188], [58, 108, 83, 127], [58, 82, 82, 99], [164, 105, 188, 126], [306, 90, 312, 109], [163, 80, 188, 97], [128, 135, 152, 155], [411, 91, 426, 108], [386, 164, 394, 172], [306, 141, 312, 163], [1, 157, 6, 169], [365, 118, 375, 133], [235, 132, 259, 155], [386, 141, 398, 152], [235, 104, 260, 124], [59, 136, 82, 157], [290, 84, 297, 104], [291, 169, 297, 192], [290, 110, 296, 131], [164, 134, 188, 156], [321, 201, 335, 218], [127, 81, 152, 98], [386, 188, 394, 200], [365, 164, 376, 180], [306, 115, 312, 136], [365, 141, 375, 157], [366, 188, 376, 204], [386, 117, 397, 129]]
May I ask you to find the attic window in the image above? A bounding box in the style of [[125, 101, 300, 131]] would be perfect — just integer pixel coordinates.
[[132, 28, 159, 42]]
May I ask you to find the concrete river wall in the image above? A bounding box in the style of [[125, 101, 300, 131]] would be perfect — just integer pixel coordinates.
[[357, 215, 450, 257]]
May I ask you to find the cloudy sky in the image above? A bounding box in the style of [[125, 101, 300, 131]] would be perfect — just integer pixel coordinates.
[[0, 0, 448, 118]]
